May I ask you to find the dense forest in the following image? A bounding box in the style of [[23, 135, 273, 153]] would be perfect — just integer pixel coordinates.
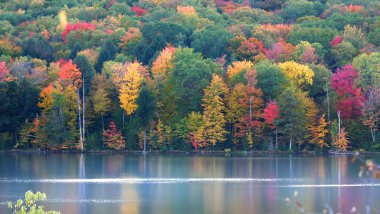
[[0, 0, 379, 152]]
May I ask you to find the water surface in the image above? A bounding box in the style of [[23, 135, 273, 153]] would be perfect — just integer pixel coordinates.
[[0, 153, 379, 213]]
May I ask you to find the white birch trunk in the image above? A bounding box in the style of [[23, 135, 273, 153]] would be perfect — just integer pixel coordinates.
[[82, 79, 85, 142], [77, 90, 83, 151]]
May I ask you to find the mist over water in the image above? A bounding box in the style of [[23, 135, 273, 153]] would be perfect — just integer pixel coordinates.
[[0, 153, 379, 213]]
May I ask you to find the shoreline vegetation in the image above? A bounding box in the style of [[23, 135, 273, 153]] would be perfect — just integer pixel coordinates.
[[0, 149, 367, 155], [1, 0, 380, 154]]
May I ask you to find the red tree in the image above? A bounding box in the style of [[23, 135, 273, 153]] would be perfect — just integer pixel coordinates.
[[330, 36, 344, 47], [236, 37, 266, 60], [103, 122, 126, 150], [235, 69, 264, 140], [331, 64, 364, 119], [265, 39, 295, 62], [189, 133, 199, 151], [345, 4, 363, 13], [131, 6, 147, 16], [59, 60, 82, 89], [61, 22, 96, 42], [263, 101, 279, 129]]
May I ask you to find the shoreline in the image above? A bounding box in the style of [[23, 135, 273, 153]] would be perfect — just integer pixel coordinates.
[[0, 149, 371, 155]]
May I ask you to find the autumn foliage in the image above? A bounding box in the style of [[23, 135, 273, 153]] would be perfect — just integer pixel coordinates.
[[202, 74, 228, 146], [236, 37, 266, 61], [330, 36, 344, 47], [0, 62, 13, 82], [104, 122, 126, 150], [266, 39, 295, 62], [3, 0, 380, 153], [343, 4, 364, 13], [331, 64, 363, 119], [131, 6, 147, 16], [177, 6, 197, 16], [61, 22, 96, 42], [310, 114, 329, 149], [333, 128, 349, 152], [59, 60, 82, 89], [119, 62, 143, 115], [234, 69, 264, 140], [263, 101, 279, 129], [254, 24, 294, 41], [38, 83, 56, 112], [152, 45, 176, 81], [278, 61, 314, 89], [0, 37, 22, 56], [119, 27, 142, 51], [226, 60, 253, 81], [214, 0, 241, 14]]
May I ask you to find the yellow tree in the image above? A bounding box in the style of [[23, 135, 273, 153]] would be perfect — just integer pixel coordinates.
[[38, 81, 78, 148], [310, 114, 329, 149], [62, 85, 80, 141], [150, 119, 172, 150], [226, 60, 253, 83], [152, 45, 176, 83], [93, 88, 111, 129], [187, 112, 205, 149], [177, 6, 197, 16], [333, 128, 349, 152], [119, 62, 143, 115], [202, 74, 228, 146], [57, 10, 68, 30], [302, 95, 318, 132], [90, 74, 113, 130], [226, 83, 247, 124], [59, 60, 83, 150], [154, 119, 165, 149], [225, 83, 247, 141], [278, 61, 314, 89], [38, 83, 57, 114], [299, 92, 319, 149]]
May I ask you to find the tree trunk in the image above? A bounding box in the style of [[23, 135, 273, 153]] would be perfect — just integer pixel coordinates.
[[326, 84, 330, 122], [338, 110, 341, 138], [249, 98, 252, 120], [59, 107, 67, 142], [122, 112, 125, 126], [77, 90, 83, 151], [82, 79, 85, 142], [371, 127, 376, 142], [143, 127, 147, 154], [230, 123, 233, 142], [59, 107, 64, 124], [101, 115, 105, 131], [275, 129, 278, 151]]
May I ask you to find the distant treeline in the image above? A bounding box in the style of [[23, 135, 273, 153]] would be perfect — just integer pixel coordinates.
[[0, 0, 379, 152]]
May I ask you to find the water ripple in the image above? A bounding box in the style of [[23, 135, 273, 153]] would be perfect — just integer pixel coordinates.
[[0, 199, 135, 205], [277, 183, 380, 188], [0, 177, 305, 184]]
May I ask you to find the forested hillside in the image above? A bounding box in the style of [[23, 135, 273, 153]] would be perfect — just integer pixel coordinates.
[[0, 0, 379, 152]]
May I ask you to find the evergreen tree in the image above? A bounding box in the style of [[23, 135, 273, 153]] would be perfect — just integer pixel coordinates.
[[136, 85, 156, 152], [96, 39, 118, 72]]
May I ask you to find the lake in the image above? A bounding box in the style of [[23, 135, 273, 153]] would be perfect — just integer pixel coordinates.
[[0, 153, 379, 213]]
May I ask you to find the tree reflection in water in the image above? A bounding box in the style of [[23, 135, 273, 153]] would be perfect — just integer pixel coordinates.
[[285, 154, 379, 214]]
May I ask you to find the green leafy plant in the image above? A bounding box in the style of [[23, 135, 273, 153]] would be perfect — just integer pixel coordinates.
[[8, 191, 60, 214]]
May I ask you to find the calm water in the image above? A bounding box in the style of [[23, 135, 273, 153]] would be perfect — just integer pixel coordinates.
[[0, 153, 379, 213]]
